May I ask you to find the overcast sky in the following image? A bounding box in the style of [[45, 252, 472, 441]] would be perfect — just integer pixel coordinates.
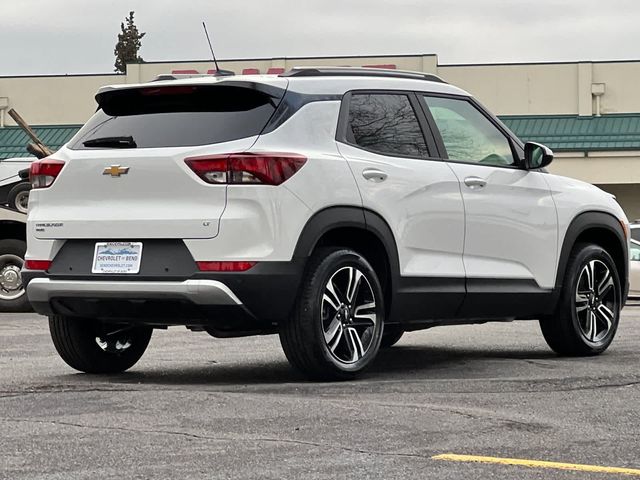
[[2, 0, 640, 76]]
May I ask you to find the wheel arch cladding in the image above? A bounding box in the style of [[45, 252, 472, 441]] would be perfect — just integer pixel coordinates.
[[557, 211, 628, 299], [293, 206, 400, 318]]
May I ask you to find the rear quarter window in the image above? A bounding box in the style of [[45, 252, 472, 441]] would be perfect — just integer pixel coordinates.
[[69, 85, 281, 149]]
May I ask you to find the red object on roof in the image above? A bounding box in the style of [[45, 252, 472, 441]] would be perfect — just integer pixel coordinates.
[[363, 64, 397, 69], [267, 67, 285, 74], [242, 68, 260, 75], [171, 69, 199, 74]]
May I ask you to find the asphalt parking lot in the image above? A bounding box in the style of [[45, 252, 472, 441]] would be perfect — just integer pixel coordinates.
[[1, 308, 640, 480]]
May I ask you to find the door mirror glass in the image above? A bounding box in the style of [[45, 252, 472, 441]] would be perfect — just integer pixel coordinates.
[[524, 142, 553, 170]]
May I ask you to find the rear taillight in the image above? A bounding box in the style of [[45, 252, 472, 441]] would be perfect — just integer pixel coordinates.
[[197, 261, 256, 272], [24, 260, 52, 271], [185, 153, 306, 185], [30, 158, 65, 189]]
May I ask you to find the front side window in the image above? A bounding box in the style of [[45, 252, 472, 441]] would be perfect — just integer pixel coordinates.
[[347, 93, 428, 158], [423, 96, 515, 167]]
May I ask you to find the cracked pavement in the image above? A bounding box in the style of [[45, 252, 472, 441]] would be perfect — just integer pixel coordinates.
[[1, 309, 640, 479]]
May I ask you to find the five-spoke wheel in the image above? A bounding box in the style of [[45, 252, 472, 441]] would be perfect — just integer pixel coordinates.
[[322, 266, 378, 364], [540, 243, 621, 355], [574, 259, 617, 343], [280, 248, 384, 380]]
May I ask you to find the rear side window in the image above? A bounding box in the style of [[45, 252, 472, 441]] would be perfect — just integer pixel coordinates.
[[69, 85, 280, 149], [346, 93, 428, 158]]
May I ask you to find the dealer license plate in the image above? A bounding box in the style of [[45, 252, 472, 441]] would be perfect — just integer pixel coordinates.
[[91, 242, 143, 274]]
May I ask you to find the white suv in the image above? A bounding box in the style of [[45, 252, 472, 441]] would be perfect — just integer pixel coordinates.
[[23, 67, 629, 380]]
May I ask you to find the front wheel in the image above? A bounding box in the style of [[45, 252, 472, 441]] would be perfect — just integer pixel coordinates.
[[279, 248, 385, 380], [540, 243, 621, 356], [49, 315, 152, 373]]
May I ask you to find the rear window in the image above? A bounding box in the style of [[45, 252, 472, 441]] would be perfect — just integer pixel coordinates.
[[69, 85, 281, 149]]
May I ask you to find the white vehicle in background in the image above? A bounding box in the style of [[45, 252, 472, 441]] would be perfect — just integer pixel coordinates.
[[629, 239, 640, 300], [0, 205, 28, 311], [0, 157, 35, 213]]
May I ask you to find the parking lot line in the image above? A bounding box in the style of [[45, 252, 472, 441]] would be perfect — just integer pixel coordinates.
[[432, 453, 640, 476]]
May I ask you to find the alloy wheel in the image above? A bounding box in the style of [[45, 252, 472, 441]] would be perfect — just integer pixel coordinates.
[[575, 259, 617, 343], [321, 266, 378, 364]]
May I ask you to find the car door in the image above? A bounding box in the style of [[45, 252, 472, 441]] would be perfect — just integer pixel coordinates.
[[336, 91, 466, 320], [419, 94, 558, 317]]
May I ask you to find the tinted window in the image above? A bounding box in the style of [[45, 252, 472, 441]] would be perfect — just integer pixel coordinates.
[[70, 85, 279, 149], [631, 228, 640, 243], [423, 96, 515, 167], [347, 93, 428, 157]]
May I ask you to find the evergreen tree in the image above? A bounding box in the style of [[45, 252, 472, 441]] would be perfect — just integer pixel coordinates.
[[114, 11, 145, 73]]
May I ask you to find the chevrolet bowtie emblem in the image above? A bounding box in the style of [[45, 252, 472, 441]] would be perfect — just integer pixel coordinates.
[[103, 165, 130, 177]]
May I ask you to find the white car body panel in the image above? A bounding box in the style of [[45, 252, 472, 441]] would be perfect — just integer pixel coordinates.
[[338, 143, 465, 278], [543, 173, 628, 284], [447, 163, 558, 289], [27, 137, 259, 241]]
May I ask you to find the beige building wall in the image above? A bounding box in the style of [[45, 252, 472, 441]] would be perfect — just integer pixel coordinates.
[[0, 74, 125, 126], [437, 63, 580, 115]]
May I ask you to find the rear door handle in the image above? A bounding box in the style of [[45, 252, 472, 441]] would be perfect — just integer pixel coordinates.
[[463, 176, 487, 189], [362, 168, 388, 182]]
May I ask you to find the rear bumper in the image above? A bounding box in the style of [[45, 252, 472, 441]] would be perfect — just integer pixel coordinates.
[[23, 258, 305, 332], [27, 278, 242, 307]]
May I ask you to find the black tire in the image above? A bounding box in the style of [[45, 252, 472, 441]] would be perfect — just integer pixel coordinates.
[[380, 326, 404, 348], [279, 248, 385, 380], [7, 182, 31, 213], [0, 239, 31, 312], [49, 315, 152, 373], [540, 243, 621, 356]]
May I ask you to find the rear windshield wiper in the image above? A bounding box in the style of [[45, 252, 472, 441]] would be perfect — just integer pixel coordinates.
[[83, 136, 137, 148]]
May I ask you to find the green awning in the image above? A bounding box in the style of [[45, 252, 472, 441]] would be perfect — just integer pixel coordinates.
[[500, 114, 640, 152], [0, 125, 81, 159]]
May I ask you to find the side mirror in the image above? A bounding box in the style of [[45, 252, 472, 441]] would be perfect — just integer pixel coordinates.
[[524, 142, 553, 170]]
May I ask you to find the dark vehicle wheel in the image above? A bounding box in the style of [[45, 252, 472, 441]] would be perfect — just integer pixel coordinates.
[[49, 315, 152, 373], [380, 326, 404, 348], [540, 243, 621, 356], [279, 248, 385, 380], [7, 182, 31, 213], [0, 239, 30, 312]]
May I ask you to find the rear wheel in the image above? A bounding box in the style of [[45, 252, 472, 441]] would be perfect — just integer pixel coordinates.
[[49, 315, 152, 373], [279, 248, 384, 380], [540, 243, 621, 356]]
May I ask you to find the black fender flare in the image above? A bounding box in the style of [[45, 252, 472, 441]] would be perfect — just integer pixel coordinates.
[[555, 211, 628, 293], [292, 205, 401, 310]]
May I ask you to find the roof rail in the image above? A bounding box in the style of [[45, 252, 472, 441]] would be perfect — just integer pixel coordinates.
[[280, 66, 446, 83], [151, 70, 235, 82]]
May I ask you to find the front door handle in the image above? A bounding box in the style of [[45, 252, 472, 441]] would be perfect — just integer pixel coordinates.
[[362, 168, 388, 182], [463, 176, 487, 189]]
